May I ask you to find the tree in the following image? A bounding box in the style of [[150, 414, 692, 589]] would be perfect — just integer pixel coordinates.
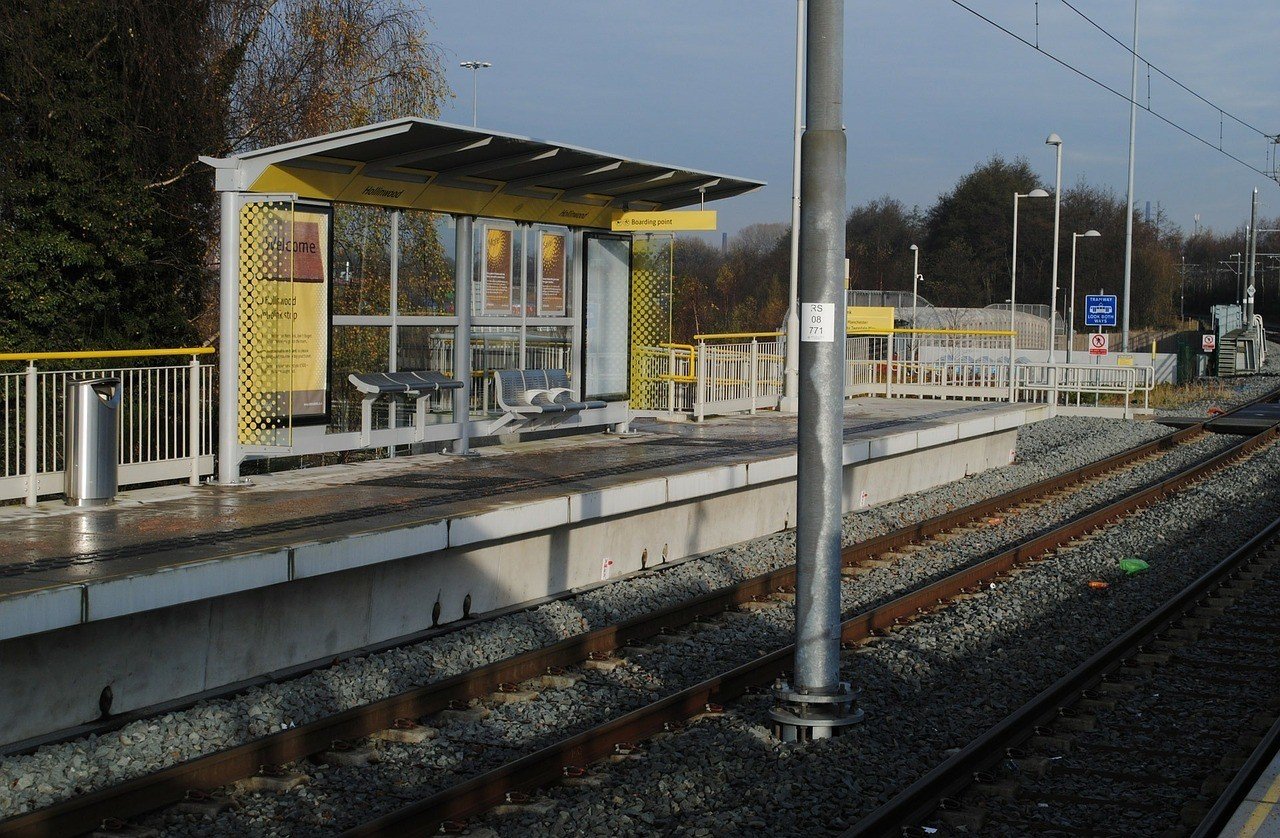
[[0, 0, 449, 354], [0, 0, 228, 351], [845, 196, 923, 292]]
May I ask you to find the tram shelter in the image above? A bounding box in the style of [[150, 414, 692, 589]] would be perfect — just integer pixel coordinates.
[[201, 118, 763, 483]]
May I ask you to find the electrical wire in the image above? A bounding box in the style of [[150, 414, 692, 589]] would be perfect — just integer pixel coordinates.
[[1057, 0, 1275, 141], [943, 0, 1278, 182]]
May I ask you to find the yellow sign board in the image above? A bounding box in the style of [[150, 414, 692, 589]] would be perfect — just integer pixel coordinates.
[[610, 210, 717, 232], [847, 306, 895, 333], [1116, 354, 1134, 367]]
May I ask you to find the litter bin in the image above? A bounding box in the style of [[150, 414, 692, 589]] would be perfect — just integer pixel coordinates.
[[64, 377, 122, 506]]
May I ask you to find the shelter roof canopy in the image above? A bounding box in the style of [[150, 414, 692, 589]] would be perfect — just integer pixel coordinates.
[[202, 118, 764, 229]]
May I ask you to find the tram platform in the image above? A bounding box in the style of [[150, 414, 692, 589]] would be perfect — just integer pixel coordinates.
[[0, 398, 1046, 747]]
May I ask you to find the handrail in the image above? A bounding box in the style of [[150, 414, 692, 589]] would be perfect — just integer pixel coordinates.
[[692, 331, 783, 341], [848, 328, 1015, 337], [658, 342, 696, 353], [0, 347, 215, 362]]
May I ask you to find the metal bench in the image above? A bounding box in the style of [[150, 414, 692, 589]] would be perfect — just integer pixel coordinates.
[[348, 370, 464, 446], [493, 369, 605, 428]]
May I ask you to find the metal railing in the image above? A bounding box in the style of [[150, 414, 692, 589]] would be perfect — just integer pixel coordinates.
[[0, 349, 216, 505], [637, 326, 1155, 420]]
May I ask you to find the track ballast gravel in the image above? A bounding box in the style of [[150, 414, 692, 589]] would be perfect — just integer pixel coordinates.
[[477, 439, 1280, 838]]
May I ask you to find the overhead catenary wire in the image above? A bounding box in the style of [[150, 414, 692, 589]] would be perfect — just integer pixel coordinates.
[[1057, 0, 1275, 141], [943, 0, 1279, 183]]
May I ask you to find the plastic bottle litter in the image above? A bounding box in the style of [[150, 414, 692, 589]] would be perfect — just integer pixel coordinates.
[[1118, 558, 1149, 575]]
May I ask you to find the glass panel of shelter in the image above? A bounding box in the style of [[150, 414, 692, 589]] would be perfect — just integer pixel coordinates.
[[330, 207, 582, 430]]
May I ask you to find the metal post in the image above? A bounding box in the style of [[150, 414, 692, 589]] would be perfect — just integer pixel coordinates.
[[695, 341, 707, 422], [910, 243, 920, 362], [217, 190, 241, 485], [1047, 134, 1063, 363], [749, 338, 759, 414], [452, 216, 475, 455], [1121, 0, 1139, 352], [771, 0, 861, 743], [1247, 188, 1259, 323], [24, 362, 37, 506], [1068, 233, 1078, 365], [782, 0, 806, 414], [189, 356, 201, 486], [1010, 193, 1021, 403]]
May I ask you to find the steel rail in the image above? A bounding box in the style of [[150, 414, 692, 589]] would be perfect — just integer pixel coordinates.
[[343, 424, 1279, 836], [1193, 713, 1280, 838], [0, 396, 1271, 838], [845, 444, 1280, 838]]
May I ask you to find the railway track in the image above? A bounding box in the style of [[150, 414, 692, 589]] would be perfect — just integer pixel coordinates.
[[847, 502, 1280, 837], [1, 400, 1276, 837]]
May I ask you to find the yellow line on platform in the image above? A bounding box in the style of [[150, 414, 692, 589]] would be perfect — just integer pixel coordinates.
[[1238, 772, 1280, 837]]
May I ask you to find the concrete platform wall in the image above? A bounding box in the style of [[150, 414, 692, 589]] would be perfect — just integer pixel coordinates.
[[0, 429, 1014, 747]]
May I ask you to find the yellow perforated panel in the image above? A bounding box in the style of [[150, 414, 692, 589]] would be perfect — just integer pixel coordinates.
[[238, 200, 295, 448], [629, 235, 674, 410]]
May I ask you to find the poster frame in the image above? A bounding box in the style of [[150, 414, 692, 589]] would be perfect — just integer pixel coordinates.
[[262, 199, 333, 429]]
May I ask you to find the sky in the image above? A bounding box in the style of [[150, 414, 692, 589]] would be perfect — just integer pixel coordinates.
[[423, 1, 1279, 241]]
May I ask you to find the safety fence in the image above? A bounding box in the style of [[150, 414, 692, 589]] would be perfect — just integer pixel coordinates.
[[0, 350, 216, 505], [638, 328, 1157, 420]]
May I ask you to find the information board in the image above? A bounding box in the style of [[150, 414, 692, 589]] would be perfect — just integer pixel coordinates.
[[483, 227, 514, 315], [538, 231, 567, 316]]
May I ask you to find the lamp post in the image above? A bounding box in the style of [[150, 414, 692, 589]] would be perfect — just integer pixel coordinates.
[[1045, 133, 1063, 363], [459, 60, 491, 126], [1010, 188, 1051, 402], [1067, 229, 1102, 364]]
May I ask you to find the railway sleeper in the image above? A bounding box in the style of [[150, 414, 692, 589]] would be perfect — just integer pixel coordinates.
[[233, 767, 308, 793], [91, 821, 158, 838], [167, 789, 233, 817], [373, 720, 437, 744], [315, 741, 378, 767]]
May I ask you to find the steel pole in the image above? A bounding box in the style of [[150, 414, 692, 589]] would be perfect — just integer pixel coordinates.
[[217, 190, 241, 485], [452, 217, 474, 455], [783, 0, 806, 413], [1010, 193, 1020, 403], [1048, 140, 1063, 363], [911, 246, 920, 360], [771, 0, 860, 743], [1247, 188, 1259, 322], [1121, 0, 1139, 352], [1068, 233, 1079, 365]]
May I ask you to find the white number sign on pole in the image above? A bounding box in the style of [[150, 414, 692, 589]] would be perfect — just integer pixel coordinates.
[[800, 302, 835, 343]]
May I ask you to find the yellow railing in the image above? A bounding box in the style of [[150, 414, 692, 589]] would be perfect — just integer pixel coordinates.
[[692, 331, 784, 341], [655, 342, 697, 382], [847, 328, 1015, 337], [0, 347, 215, 362]]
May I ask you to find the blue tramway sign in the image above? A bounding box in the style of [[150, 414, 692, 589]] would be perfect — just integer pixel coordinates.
[[1084, 294, 1118, 328]]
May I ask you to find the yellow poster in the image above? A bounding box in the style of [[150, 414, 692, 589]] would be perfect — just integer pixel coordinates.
[[539, 232, 566, 316], [484, 227, 514, 315], [846, 306, 895, 333], [239, 203, 331, 432]]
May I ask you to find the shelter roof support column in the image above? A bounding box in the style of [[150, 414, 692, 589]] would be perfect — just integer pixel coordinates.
[[452, 216, 475, 455], [217, 190, 242, 484]]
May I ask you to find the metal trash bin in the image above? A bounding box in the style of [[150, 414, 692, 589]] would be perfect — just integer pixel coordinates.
[[64, 377, 122, 506]]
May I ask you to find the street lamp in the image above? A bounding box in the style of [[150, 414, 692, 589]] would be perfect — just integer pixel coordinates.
[[459, 60, 491, 126], [1066, 229, 1101, 364], [1045, 133, 1063, 363], [1010, 188, 1051, 401]]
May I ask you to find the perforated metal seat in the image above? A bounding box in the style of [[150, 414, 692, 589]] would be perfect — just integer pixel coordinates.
[[494, 369, 604, 415], [348, 370, 462, 395]]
